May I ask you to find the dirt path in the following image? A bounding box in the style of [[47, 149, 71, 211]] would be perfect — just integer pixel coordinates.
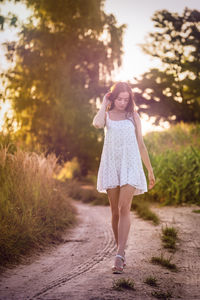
[[0, 199, 199, 299]]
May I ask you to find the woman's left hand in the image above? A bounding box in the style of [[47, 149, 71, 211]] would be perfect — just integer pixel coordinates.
[[148, 170, 156, 189]]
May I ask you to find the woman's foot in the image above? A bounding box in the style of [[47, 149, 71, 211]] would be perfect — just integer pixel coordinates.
[[112, 254, 125, 274]]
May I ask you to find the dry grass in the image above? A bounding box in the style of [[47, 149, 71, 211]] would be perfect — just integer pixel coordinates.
[[0, 145, 77, 269], [112, 277, 135, 291]]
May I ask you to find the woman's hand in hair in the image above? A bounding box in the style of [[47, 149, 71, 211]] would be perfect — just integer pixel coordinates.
[[102, 92, 112, 107]]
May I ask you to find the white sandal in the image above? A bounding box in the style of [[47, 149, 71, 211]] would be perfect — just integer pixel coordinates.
[[112, 254, 125, 274]]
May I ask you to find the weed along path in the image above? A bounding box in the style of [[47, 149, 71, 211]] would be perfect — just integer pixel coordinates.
[[0, 199, 200, 300]]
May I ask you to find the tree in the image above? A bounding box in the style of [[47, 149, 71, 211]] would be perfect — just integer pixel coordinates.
[[1, 0, 126, 175], [133, 7, 200, 125]]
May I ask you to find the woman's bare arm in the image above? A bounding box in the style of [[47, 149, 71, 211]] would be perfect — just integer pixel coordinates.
[[134, 111, 153, 173], [134, 111, 156, 189], [92, 101, 107, 129]]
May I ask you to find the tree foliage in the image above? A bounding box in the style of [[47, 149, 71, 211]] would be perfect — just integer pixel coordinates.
[[133, 7, 200, 125], [1, 0, 126, 175]]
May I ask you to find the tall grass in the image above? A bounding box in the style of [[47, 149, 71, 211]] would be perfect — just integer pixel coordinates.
[[139, 122, 200, 206], [0, 145, 77, 269], [146, 145, 200, 205], [144, 121, 200, 155]]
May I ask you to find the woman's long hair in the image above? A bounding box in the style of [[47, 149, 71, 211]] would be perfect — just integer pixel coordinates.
[[106, 82, 137, 127]]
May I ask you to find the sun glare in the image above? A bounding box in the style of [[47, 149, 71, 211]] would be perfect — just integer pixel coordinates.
[[0, 0, 174, 136], [140, 113, 170, 136], [0, 101, 12, 131]]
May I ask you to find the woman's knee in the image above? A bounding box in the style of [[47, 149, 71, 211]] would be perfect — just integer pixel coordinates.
[[111, 207, 119, 218], [118, 204, 130, 216]]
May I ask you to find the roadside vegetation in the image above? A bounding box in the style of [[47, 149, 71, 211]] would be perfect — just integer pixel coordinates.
[[0, 122, 198, 273], [150, 253, 178, 272], [161, 225, 178, 251], [0, 139, 77, 270]]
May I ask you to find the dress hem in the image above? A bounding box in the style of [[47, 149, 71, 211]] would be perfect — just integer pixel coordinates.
[[97, 183, 148, 196]]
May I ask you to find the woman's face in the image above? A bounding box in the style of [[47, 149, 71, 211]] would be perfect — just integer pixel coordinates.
[[113, 92, 129, 111]]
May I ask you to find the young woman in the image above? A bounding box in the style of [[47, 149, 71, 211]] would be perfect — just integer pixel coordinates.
[[92, 82, 156, 273]]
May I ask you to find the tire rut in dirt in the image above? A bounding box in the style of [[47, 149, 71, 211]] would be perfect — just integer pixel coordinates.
[[31, 215, 116, 299]]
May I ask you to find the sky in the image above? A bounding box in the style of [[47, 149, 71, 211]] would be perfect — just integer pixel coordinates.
[[0, 0, 199, 134], [104, 0, 200, 81]]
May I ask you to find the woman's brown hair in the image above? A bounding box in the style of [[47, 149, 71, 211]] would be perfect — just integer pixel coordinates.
[[106, 82, 137, 126]]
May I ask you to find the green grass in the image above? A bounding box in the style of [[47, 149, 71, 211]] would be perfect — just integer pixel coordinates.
[[146, 145, 200, 206], [144, 275, 158, 287], [192, 209, 200, 213], [131, 199, 160, 225], [150, 253, 178, 272], [143, 122, 200, 206], [144, 121, 200, 155], [112, 277, 135, 291], [151, 290, 172, 299], [161, 225, 178, 250]]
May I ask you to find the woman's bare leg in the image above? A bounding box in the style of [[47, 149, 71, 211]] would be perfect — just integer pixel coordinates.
[[107, 186, 120, 246], [114, 184, 136, 268]]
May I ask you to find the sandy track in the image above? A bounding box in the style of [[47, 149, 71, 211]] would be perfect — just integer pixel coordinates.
[[0, 199, 199, 300]]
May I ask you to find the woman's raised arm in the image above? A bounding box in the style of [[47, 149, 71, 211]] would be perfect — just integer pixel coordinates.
[[92, 102, 107, 128], [92, 94, 110, 128]]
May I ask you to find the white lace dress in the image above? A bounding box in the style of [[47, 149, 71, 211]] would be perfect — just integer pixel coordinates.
[[96, 111, 148, 195]]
